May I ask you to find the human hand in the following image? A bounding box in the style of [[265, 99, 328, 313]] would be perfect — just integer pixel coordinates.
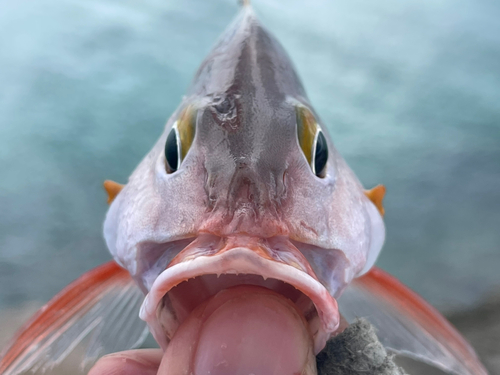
[[88, 349, 162, 375]]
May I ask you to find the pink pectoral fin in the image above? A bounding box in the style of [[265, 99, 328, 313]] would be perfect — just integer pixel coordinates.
[[0, 261, 149, 375], [339, 267, 488, 375]]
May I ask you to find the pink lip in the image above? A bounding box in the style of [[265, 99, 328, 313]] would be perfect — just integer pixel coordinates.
[[139, 234, 340, 354]]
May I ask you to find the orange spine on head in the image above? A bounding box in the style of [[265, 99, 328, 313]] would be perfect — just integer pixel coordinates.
[[364, 185, 386, 216], [103, 180, 124, 204]]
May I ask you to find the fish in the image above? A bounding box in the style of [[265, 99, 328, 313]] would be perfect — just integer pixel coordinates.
[[0, 3, 488, 375]]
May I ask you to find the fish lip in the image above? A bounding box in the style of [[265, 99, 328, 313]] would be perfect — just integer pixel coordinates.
[[139, 246, 339, 354]]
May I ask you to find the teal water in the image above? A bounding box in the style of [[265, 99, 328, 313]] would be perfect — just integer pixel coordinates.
[[0, 0, 499, 313]]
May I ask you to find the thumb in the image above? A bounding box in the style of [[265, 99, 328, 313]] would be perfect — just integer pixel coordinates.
[[88, 349, 162, 375]]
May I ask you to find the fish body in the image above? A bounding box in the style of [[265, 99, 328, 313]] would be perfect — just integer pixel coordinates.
[[0, 4, 487, 375]]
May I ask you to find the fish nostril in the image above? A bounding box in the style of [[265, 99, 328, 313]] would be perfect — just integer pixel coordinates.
[[214, 96, 233, 114], [210, 94, 239, 130], [236, 157, 249, 170]]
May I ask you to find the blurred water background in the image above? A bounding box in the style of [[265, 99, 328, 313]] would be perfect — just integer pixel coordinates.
[[0, 0, 499, 355]]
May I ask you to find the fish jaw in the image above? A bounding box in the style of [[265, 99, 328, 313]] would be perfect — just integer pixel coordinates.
[[139, 234, 340, 355]]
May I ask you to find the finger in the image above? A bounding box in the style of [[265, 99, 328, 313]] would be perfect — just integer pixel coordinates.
[[88, 349, 162, 375]]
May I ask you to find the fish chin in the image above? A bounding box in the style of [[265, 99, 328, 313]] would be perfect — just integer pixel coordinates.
[[139, 235, 340, 357]]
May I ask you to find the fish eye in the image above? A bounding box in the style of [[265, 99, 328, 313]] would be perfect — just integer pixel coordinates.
[[164, 106, 197, 174], [313, 130, 328, 178], [296, 106, 329, 178], [165, 124, 180, 173]]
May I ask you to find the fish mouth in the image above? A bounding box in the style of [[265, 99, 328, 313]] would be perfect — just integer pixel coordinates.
[[139, 234, 340, 355]]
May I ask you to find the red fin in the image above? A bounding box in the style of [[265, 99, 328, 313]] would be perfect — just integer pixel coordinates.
[[0, 261, 148, 375], [340, 267, 487, 375]]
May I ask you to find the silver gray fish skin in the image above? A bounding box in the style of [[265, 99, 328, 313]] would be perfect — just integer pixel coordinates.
[[103, 5, 384, 345]]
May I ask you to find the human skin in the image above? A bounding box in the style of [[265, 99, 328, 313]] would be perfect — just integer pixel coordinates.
[[88, 349, 162, 375], [89, 287, 317, 375]]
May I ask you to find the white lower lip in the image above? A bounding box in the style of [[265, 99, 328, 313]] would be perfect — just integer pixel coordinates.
[[140, 247, 339, 354]]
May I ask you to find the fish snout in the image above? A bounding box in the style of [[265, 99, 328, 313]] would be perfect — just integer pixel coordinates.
[[203, 160, 289, 237]]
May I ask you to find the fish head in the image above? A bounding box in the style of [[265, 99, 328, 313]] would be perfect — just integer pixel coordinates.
[[103, 5, 385, 358]]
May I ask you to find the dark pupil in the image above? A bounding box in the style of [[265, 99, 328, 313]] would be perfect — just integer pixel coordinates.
[[314, 131, 328, 177], [165, 128, 179, 173]]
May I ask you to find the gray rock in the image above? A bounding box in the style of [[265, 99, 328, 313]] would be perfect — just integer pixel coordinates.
[[317, 319, 406, 375]]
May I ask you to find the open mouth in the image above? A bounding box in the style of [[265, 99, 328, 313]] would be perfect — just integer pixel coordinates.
[[140, 234, 340, 358]]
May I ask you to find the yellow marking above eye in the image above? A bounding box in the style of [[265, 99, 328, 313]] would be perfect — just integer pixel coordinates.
[[177, 105, 197, 160], [296, 106, 318, 165]]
